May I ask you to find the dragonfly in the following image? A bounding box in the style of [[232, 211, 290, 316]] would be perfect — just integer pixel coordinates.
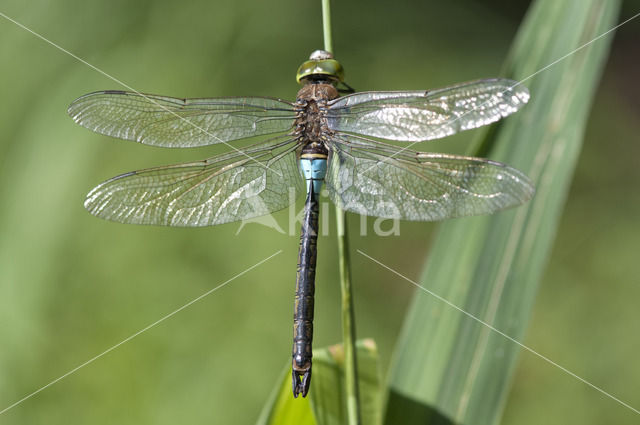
[[68, 49, 534, 398]]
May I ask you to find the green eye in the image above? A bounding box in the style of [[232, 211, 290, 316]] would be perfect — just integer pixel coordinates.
[[296, 50, 345, 84]]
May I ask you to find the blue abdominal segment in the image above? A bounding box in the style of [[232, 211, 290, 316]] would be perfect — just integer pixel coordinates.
[[299, 157, 327, 199]]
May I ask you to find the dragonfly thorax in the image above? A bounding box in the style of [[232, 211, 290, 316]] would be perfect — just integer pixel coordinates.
[[294, 83, 337, 148]]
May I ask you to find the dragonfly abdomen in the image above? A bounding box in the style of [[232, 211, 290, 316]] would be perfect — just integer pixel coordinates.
[[292, 191, 318, 398], [292, 149, 327, 398]]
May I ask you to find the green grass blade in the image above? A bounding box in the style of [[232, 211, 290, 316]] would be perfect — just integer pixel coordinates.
[[311, 340, 380, 425], [256, 366, 316, 425], [258, 340, 381, 425], [384, 1, 621, 424], [335, 208, 362, 425]]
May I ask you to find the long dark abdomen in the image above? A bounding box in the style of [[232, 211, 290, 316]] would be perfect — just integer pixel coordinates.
[[292, 182, 320, 398]]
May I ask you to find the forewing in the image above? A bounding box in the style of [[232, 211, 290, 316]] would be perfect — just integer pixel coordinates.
[[85, 137, 304, 226], [325, 135, 534, 221], [68, 91, 296, 147], [327, 79, 529, 142]]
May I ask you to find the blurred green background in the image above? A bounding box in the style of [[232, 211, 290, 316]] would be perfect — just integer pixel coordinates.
[[1, 0, 638, 424]]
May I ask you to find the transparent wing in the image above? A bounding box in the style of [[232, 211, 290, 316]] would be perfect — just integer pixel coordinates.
[[68, 91, 297, 147], [327, 79, 529, 142], [325, 135, 534, 221], [85, 136, 304, 226]]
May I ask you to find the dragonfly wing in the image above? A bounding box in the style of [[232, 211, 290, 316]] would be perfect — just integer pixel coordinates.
[[68, 91, 296, 147], [325, 135, 534, 221], [85, 137, 304, 226], [327, 79, 529, 142]]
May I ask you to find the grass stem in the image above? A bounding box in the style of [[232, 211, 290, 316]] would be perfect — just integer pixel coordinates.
[[322, 1, 360, 423]]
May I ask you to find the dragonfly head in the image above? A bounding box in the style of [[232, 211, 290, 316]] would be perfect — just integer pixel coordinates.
[[296, 50, 345, 86]]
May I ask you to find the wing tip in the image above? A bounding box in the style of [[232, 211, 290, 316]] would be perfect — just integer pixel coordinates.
[[498, 79, 530, 105], [84, 170, 137, 208], [67, 90, 116, 122], [502, 165, 536, 204]]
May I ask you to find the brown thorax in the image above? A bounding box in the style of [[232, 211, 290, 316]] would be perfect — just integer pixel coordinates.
[[294, 83, 338, 149]]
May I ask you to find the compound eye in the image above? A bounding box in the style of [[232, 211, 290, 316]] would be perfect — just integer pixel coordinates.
[[295, 54, 345, 85]]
